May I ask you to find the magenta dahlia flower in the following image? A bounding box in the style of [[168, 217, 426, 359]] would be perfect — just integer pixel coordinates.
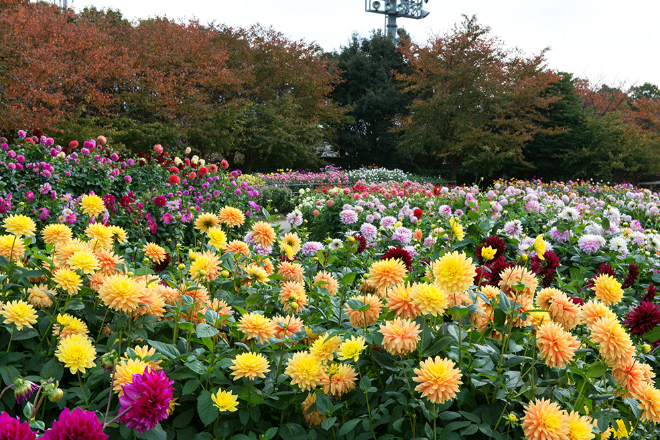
[[624, 302, 660, 336], [0, 412, 36, 440], [119, 369, 173, 433], [43, 407, 107, 440]]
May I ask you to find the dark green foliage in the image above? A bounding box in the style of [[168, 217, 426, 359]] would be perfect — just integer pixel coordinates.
[[327, 30, 414, 170]]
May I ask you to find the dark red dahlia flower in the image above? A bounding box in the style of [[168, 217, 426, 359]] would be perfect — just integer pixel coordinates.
[[353, 235, 367, 254], [623, 302, 660, 336], [413, 208, 423, 220], [476, 235, 506, 264], [152, 253, 171, 273], [570, 297, 584, 306], [381, 247, 413, 271], [474, 266, 491, 287], [531, 250, 560, 287], [622, 262, 639, 288], [642, 283, 657, 303], [487, 256, 512, 287]]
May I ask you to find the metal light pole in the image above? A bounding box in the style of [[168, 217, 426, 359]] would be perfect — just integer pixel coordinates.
[[365, 0, 430, 44]]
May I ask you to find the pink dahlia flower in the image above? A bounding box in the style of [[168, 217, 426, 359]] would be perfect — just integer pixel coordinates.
[[44, 407, 107, 440], [119, 369, 173, 433]]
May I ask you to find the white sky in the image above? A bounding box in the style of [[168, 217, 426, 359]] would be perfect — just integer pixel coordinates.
[[72, 0, 660, 87]]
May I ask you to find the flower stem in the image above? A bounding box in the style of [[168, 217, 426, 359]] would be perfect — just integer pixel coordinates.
[[77, 371, 90, 408]]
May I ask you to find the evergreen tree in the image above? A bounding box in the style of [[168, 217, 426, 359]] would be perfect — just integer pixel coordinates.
[[327, 30, 412, 169]]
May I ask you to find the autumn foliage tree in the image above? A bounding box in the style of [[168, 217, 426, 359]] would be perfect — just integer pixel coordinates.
[[396, 15, 561, 181], [0, 2, 341, 171]]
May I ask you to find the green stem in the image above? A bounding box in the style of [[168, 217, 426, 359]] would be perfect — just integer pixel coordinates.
[[78, 371, 90, 408], [358, 367, 377, 440]]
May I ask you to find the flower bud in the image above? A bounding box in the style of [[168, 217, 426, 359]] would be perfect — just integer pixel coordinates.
[[13, 377, 38, 403], [642, 344, 652, 354], [507, 414, 517, 423], [290, 302, 299, 310], [143, 257, 150, 264], [127, 271, 135, 277], [177, 263, 186, 271], [221, 270, 230, 278], [48, 388, 64, 402], [289, 294, 297, 302], [101, 350, 118, 370]]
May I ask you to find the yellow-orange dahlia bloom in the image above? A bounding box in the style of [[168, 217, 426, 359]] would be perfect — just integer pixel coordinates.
[[579, 300, 616, 328], [314, 271, 339, 296], [285, 351, 324, 391], [386, 283, 421, 320], [219, 206, 245, 228], [590, 315, 635, 368], [80, 194, 105, 217], [567, 411, 594, 440], [28, 284, 56, 308], [53, 268, 82, 295], [272, 314, 304, 339], [1, 300, 38, 330], [301, 393, 326, 428], [67, 251, 99, 274], [42, 224, 72, 245], [547, 290, 581, 330], [98, 274, 143, 313], [432, 251, 476, 295], [194, 212, 220, 233], [344, 294, 382, 327], [190, 251, 221, 282], [0, 234, 25, 261], [310, 333, 342, 362], [536, 320, 579, 369], [369, 258, 407, 290], [94, 248, 124, 275], [230, 352, 270, 380], [410, 282, 448, 316], [592, 274, 623, 305], [521, 398, 569, 440], [238, 313, 277, 343], [85, 223, 113, 249], [3, 214, 36, 237], [499, 266, 538, 300], [251, 221, 276, 248], [321, 363, 357, 397], [632, 383, 660, 423], [113, 359, 148, 394], [280, 281, 308, 313], [379, 319, 421, 355], [225, 240, 251, 257], [144, 242, 166, 264], [612, 362, 654, 397], [278, 261, 305, 283], [535, 287, 563, 310], [413, 356, 462, 404]]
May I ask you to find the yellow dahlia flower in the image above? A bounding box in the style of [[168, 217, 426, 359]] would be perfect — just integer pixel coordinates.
[[3, 214, 36, 237], [1, 300, 38, 330], [207, 227, 227, 250], [212, 389, 239, 412], [80, 194, 105, 217], [285, 351, 323, 390], [67, 251, 99, 274], [98, 274, 143, 313], [55, 334, 96, 374], [194, 212, 220, 233], [432, 251, 476, 295], [592, 274, 623, 305], [410, 282, 448, 316], [230, 352, 270, 380], [337, 336, 367, 362], [53, 268, 83, 295]]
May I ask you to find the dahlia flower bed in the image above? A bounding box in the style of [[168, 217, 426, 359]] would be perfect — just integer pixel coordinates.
[[1, 137, 660, 439], [0, 131, 261, 248]]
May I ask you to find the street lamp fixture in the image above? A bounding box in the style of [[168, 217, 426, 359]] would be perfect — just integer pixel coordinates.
[[365, 0, 429, 43]]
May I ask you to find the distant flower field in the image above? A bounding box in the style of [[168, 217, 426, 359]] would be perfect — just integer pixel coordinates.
[[0, 131, 659, 439]]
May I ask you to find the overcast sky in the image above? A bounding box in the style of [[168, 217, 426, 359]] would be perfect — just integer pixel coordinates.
[[72, 0, 660, 87]]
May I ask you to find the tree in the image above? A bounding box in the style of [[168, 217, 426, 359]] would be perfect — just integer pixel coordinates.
[[327, 30, 412, 169], [511, 72, 588, 180], [395, 15, 560, 182]]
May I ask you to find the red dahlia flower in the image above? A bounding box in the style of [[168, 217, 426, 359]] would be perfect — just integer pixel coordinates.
[[624, 302, 660, 336]]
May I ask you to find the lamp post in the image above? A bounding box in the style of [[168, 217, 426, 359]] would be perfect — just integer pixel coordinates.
[[365, 0, 429, 44]]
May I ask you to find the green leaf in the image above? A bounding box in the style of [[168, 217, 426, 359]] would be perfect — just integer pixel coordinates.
[[197, 390, 219, 426], [182, 379, 200, 395], [587, 363, 608, 378], [338, 419, 361, 437], [315, 393, 331, 415], [642, 326, 660, 342], [321, 417, 337, 431], [147, 340, 180, 359], [341, 272, 356, 285], [195, 323, 219, 338]]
